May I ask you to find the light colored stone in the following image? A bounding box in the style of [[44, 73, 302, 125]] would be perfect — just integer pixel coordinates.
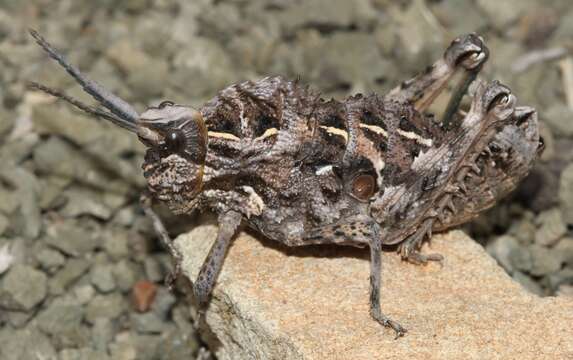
[[534, 207, 567, 246], [0, 264, 47, 311], [176, 225, 573, 360]]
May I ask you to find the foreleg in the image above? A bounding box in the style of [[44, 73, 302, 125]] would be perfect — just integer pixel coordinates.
[[141, 193, 183, 290], [193, 210, 242, 304], [141, 193, 242, 305]]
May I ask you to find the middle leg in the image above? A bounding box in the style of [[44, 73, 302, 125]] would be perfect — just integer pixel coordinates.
[[290, 216, 407, 338]]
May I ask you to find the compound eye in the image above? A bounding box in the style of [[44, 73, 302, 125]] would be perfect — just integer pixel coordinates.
[[351, 174, 376, 201], [158, 100, 175, 109], [163, 129, 185, 153]]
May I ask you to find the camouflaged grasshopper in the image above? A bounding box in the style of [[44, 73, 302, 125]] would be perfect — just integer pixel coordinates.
[[30, 30, 542, 337]]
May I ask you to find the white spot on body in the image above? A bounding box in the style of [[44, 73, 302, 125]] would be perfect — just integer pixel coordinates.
[[315, 164, 334, 176], [242, 185, 265, 216], [372, 157, 386, 187]]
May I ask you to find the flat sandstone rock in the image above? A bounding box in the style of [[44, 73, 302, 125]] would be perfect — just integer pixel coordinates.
[[175, 223, 573, 359]]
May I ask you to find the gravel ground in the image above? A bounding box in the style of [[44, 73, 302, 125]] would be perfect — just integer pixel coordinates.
[[0, 0, 572, 359]]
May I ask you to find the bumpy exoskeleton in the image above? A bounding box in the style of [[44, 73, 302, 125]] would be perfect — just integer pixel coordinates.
[[30, 30, 542, 337]]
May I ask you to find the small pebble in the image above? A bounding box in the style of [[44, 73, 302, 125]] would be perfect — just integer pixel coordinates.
[[151, 286, 177, 319], [92, 318, 115, 354], [0, 328, 57, 360], [36, 301, 89, 348], [58, 348, 111, 360], [35, 247, 66, 272], [86, 294, 127, 323], [90, 263, 117, 293], [73, 284, 96, 306], [103, 228, 131, 261], [49, 258, 91, 295], [529, 245, 562, 276], [557, 284, 573, 297], [0, 264, 47, 311], [534, 208, 567, 247], [113, 260, 139, 293], [45, 219, 101, 257], [132, 280, 158, 313], [512, 271, 544, 296], [130, 312, 166, 334], [486, 235, 519, 272], [143, 257, 165, 283]]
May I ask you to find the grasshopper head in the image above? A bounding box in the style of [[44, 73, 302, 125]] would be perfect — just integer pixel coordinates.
[[29, 30, 207, 213], [138, 102, 207, 213]]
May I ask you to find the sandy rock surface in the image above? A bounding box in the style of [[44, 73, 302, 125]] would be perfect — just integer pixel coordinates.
[[176, 224, 573, 360]]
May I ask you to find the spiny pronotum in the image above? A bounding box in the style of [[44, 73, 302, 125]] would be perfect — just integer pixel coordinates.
[[30, 30, 542, 337]]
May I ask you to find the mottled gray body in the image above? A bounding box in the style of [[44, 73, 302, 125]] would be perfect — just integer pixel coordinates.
[[31, 31, 541, 337]]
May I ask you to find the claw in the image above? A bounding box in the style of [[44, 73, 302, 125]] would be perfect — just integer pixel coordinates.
[[399, 217, 440, 265], [444, 183, 460, 194], [460, 51, 487, 70], [386, 319, 407, 339], [371, 309, 407, 339], [165, 266, 180, 291], [514, 106, 537, 127], [425, 226, 432, 241], [481, 147, 493, 157], [457, 182, 468, 194], [470, 163, 481, 175], [445, 197, 456, 214], [405, 250, 445, 265], [461, 162, 481, 175], [483, 81, 516, 120], [445, 33, 489, 70]]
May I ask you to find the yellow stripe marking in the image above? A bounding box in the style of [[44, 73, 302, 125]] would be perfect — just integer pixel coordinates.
[[396, 129, 433, 147], [359, 123, 388, 137], [359, 123, 432, 147], [254, 127, 279, 141], [207, 131, 241, 141], [319, 126, 348, 143]]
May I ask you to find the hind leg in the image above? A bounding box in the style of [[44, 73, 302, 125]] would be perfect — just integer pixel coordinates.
[[398, 218, 444, 265], [387, 33, 488, 113], [400, 81, 518, 264]]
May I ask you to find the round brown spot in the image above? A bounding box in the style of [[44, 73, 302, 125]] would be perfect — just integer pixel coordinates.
[[351, 174, 376, 201]]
